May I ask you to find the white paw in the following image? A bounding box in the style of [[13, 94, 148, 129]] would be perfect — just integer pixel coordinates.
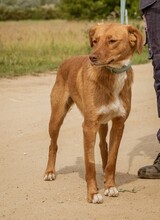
[[104, 187, 119, 197], [44, 173, 56, 181], [92, 193, 103, 204]]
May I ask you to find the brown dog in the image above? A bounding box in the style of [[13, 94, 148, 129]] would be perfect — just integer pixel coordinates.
[[44, 23, 143, 204]]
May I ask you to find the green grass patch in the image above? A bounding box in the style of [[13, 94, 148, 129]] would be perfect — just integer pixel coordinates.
[[0, 42, 88, 77], [132, 45, 150, 65], [0, 20, 149, 78]]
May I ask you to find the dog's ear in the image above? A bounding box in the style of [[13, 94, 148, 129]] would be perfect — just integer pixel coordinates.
[[127, 25, 144, 54], [89, 26, 97, 47]]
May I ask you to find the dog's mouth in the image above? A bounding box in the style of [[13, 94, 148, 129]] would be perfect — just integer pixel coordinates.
[[89, 56, 132, 74], [89, 54, 131, 70], [89, 53, 122, 67], [89, 57, 116, 67]]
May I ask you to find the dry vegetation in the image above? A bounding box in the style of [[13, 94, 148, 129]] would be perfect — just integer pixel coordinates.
[[0, 20, 91, 77], [0, 20, 148, 77]]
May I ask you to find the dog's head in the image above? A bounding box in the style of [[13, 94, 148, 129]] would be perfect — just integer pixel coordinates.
[[89, 23, 143, 69]]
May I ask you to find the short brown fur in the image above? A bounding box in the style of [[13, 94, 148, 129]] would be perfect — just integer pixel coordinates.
[[44, 23, 143, 203]]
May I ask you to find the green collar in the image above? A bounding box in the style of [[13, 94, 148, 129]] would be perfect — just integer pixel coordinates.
[[106, 62, 132, 74]]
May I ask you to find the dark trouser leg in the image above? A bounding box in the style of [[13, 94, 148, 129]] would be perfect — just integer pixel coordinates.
[[138, 2, 160, 178], [143, 2, 160, 142]]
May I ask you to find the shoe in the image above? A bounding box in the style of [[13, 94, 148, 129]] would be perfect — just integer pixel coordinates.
[[138, 153, 160, 179]]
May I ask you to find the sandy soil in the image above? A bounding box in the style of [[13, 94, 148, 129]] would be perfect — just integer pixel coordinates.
[[0, 63, 160, 220]]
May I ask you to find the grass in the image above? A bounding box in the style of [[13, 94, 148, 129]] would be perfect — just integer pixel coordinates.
[[132, 46, 149, 64], [0, 19, 149, 78]]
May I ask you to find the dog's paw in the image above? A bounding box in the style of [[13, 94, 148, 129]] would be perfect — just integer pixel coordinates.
[[44, 172, 56, 181], [92, 193, 103, 204], [104, 187, 119, 197]]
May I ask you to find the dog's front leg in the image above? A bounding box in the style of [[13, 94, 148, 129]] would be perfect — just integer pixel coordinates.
[[104, 117, 125, 197], [83, 120, 103, 204]]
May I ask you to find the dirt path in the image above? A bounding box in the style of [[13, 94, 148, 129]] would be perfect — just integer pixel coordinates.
[[0, 63, 160, 220]]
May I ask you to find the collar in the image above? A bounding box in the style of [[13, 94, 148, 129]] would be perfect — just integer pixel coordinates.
[[105, 62, 132, 74]]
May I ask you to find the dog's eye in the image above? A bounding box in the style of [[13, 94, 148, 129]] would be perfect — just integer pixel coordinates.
[[93, 40, 97, 44], [109, 39, 117, 44]]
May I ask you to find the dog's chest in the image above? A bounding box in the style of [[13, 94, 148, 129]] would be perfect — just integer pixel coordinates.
[[97, 73, 127, 123]]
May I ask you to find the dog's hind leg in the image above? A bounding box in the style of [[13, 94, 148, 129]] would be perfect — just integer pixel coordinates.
[[98, 124, 108, 173], [104, 117, 125, 197], [44, 78, 73, 181]]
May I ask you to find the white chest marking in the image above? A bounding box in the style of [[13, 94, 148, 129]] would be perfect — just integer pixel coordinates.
[[97, 72, 127, 123], [113, 72, 127, 96], [98, 100, 125, 116]]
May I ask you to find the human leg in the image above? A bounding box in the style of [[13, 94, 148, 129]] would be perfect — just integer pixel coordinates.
[[138, 2, 160, 178]]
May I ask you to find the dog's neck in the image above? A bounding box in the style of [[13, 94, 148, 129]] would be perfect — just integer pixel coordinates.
[[105, 62, 132, 74]]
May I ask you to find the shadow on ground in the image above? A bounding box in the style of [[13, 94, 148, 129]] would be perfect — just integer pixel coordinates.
[[128, 134, 159, 172], [57, 156, 137, 190], [55, 134, 159, 190]]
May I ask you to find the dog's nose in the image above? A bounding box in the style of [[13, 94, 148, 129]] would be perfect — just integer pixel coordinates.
[[89, 55, 98, 63]]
